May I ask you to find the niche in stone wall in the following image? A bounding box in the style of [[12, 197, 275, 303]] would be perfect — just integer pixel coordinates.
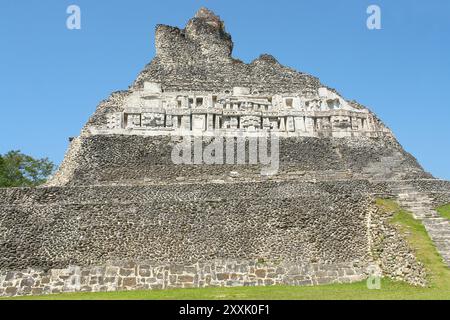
[[269, 118, 278, 130], [285, 98, 293, 108], [196, 97, 204, 108], [124, 113, 141, 128]]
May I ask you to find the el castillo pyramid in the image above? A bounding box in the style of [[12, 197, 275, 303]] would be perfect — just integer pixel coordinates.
[[1, 8, 449, 297]]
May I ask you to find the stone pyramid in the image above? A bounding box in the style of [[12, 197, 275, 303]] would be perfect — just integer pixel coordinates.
[[1, 8, 449, 297]]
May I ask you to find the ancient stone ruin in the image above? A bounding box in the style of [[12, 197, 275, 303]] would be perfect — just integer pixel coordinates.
[[1, 8, 449, 297]]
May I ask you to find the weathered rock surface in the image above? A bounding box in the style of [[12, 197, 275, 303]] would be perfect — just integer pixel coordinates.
[[0, 8, 449, 297]]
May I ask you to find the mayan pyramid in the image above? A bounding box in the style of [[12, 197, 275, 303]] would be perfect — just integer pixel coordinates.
[[0, 8, 449, 297]]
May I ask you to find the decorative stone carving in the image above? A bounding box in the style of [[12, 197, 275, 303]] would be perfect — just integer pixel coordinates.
[[142, 113, 165, 128], [106, 113, 122, 129], [125, 114, 141, 128], [87, 13, 392, 140], [241, 116, 261, 130]]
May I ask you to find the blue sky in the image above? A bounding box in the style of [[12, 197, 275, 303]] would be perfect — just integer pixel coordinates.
[[0, 0, 449, 179]]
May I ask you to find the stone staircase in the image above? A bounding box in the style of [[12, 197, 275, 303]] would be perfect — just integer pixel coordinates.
[[391, 183, 450, 267]]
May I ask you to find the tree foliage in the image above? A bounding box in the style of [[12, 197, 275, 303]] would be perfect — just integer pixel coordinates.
[[0, 151, 54, 188]]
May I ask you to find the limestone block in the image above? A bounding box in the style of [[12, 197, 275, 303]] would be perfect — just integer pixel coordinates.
[[181, 115, 191, 130], [294, 117, 306, 132], [144, 82, 162, 94], [286, 117, 295, 132], [192, 115, 206, 131], [233, 87, 250, 96], [279, 118, 286, 131]]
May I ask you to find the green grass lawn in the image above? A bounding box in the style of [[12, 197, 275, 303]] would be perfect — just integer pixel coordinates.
[[437, 203, 450, 220], [6, 199, 450, 300]]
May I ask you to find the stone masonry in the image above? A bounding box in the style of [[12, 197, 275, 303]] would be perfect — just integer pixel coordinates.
[[0, 260, 368, 297], [0, 8, 449, 297]]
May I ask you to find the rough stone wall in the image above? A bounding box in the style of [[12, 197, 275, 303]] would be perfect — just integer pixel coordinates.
[[133, 8, 321, 95], [371, 180, 450, 208], [408, 180, 450, 207], [0, 180, 429, 296], [1, 182, 373, 271], [83, 90, 131, 132], [47, 135, 429, 187], [47, 137, 83, 187], [0, 8, 440, 298], [430, 193, 450, 208], [368, 203, 427, 286], [0, 260, 367, 297]]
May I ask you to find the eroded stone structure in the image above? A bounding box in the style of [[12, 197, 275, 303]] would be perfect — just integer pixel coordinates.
[[87, 8, 389, 140], [1, 8, 449, 297], [96, 83, 387, 138]]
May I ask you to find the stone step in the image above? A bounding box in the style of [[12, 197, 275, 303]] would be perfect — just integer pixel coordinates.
[[423, 224, 449, 228], [397, 192, 430, 196], [424, 222, 449, 227], [427, 233, 450, 239], [400, 200, 433, 203], [399, 200, 433, 204], [425, 216, 446, 220], [426, 228, 450, 233], [401, 194, 432, 197], [394, 186, 450, 267], [427, 233, 450, 241], [399, 199, 432, 203], [417, 215, 439, 219], [404, 208, 436, 213], [402, 205, 435, 210], [399, 196, 432, 199], [434, 247, 450, 252], [423, 217, 448, 221], [434, 236, 450, 240], [416, 209, 438, 213], [423, 221, 449, 226]]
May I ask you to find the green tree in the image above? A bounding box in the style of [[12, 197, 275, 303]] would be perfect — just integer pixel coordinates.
[[0, 150, 54, 188]]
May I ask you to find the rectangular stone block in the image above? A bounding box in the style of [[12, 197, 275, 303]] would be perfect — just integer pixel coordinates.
[[105, 266, 119, 277], [255, 269, 267, 278], [119, 268, 135, 277], [121, 277, 137, 287], [178, 275, 194, 283]]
